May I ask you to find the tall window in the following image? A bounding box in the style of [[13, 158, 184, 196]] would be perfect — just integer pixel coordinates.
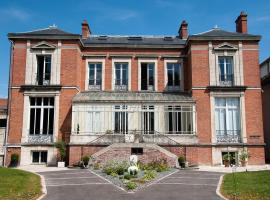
[[29, 97, 54, 135], [218, 57, 233, 86], [142, 105, 154, 134], [115, 63, 128, 91], [166, 106, 194, 134], [89, 63, 102, 90], [141, 63, 154, 91], [87, 111, 101, 133], [114, 105, 128, 134], [215, 98, 240, 142], [167, 63, 181, 90], [37, 55, 51, 85]]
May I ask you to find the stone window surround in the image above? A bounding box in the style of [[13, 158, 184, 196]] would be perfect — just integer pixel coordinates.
[[210, 91, 247, 144], [25, 40, 61, 85], [164, 58, 184, 91], [112, 58, 132, 91], [209, 42, 244, 86], [137, 58, 158, 91], [21, 91, 60, 144], [85, 58, 106, 91]]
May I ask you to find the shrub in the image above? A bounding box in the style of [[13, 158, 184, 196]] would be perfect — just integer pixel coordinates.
[[10, 153, 19, 167], [142, 159, 169, 172], [54, 140, 66, 161], [111, 172, 118, 177], [124, 172, 131, 180], [93, 162, 101, 170], [102, 160, 128, 176], [178, 156, 185, 168], [126, 181, 137, 190], [143, 170, 157, 181], [82, 156, 91, 167]]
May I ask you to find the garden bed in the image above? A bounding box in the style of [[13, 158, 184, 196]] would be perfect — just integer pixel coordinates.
[[90, 159, 177, 191]]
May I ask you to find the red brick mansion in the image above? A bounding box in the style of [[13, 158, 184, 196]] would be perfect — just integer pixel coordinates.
[[4, 12, 265, 167]]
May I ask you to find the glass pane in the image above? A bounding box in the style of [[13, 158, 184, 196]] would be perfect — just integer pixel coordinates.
[[30, 98, 35, 106], [49, 108, 54, 134], [167, 69, 173, 86], [35, 108, 41, 134], [49, 97, 54, 106], [36, 98, 42, 106], [43, 98, 49, 106], [29, 108, 35, 135], [32, 152, 40, 163], [174, 64, 180, 86], [40, 152, 47, 163], [42, 108, 48, 135]]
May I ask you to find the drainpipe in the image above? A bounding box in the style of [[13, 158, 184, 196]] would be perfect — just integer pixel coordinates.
[[3, 40, 14, 167]]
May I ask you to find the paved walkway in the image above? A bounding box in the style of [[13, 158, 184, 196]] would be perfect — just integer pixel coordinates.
[[39, 169, 223, 200]]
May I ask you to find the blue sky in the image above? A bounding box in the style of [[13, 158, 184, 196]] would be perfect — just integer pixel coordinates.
[[0, 0, 270, 97]]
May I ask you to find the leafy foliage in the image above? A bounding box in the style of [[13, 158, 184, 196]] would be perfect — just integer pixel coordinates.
[[54, 140, 66, 161], [102, 160, 129, 176], [126, 181, 137, 190]]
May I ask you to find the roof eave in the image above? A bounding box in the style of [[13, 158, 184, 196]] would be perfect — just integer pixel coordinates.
[[82, 44, 185, 49], [8, 33, 81, 40], [187, 35, 261, 42]]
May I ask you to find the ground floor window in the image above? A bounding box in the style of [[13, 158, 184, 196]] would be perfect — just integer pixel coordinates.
[[142, 105, 155, 134], [166, 106, 194, 134], [222, 152, 237, 165], [32, 151, 47, 164], [114, 105, 128, 134]]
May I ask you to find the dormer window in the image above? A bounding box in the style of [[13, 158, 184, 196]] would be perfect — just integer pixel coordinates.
[[218, 56, 234, 86], [37, 55, 51, 85]]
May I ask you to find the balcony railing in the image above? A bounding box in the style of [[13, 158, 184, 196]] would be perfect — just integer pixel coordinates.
[[36, 79, 51, 86], [114, 79, 128, 91], [216, 130, 241, 143], [89, 84, 101, 91], [219, 74, 234, 86], [28, 134, 53, 144]]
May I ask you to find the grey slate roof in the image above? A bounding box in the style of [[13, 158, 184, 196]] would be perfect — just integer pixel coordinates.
[[189, 28, 261, 41], [73, 91, 194, 103], [82, 36, 186, 47], [8, 26, 80, 39]]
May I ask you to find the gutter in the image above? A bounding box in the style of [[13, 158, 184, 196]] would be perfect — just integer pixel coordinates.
[[3, 40, 14, 167]]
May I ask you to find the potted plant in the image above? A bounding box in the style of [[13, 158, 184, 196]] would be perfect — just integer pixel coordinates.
[[178, 156, 185, 168], [239, 150, 250, 167], [81, 155, 91, 169], [222, 153, 231, 167], [9, 153, 19, 167], [54, 140, 66, 168]]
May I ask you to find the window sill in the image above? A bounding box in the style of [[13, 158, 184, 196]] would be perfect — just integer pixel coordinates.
[[207, 85, 247, 91]]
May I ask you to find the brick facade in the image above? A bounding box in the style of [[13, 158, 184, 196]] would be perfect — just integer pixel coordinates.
[[4, 12, 266, 167]]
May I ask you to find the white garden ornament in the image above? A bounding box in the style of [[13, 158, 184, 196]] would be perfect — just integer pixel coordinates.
[[128, 165, 139, 175]]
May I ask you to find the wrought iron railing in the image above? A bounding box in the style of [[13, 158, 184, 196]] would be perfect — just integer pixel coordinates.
[[88, 84, 101, 91], [216, 130, 241, 143], [219, 74, 234, 86]]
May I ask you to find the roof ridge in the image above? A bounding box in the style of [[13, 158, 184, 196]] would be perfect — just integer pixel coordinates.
[[91, 35, 178, 38]]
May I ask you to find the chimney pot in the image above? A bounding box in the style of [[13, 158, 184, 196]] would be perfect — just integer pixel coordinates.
[[178, 20, 188, 39], [82, 20, 91, 39], [235, 11, 248, 33]]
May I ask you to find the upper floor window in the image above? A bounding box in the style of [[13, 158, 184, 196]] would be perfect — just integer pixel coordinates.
[[0, 118, 7, 128], [218, 57, 234, 86], [37, 55, 51, 85], [141, 63, 154, 91], [167, 63, 181, 90], [29, 97, 54, 135], [89, 63, 102, 90], [115, 63, 128, 91]]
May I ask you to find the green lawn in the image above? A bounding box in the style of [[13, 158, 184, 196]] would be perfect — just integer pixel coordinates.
[[0, 168, 42, 200], [221, 170, 270, 200]]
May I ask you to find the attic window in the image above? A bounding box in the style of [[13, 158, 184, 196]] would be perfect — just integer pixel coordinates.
[[128, 36, 142, 41], [164, 37, 173, 41], [98, 36, 108, 40]]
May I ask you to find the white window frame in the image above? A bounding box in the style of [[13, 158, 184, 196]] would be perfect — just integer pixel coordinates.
[[85, 58, 105, 91], [138, 59, 157, 91], [112, 59, 131, 91], [88, 62, 103, 90], [28, 97, 55, 135], [210, 92, 246, 143], [31, 151, 48, 164], [113, 105, 128, 134], [142, 105, 155, 134], [164, 59, 184, 91], [36, 55, 52, 85]]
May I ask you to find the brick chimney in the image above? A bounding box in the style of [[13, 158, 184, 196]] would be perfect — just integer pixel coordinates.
[[235, 11, 248, 34], [178, 20, 188, 39], [82, 20, 91, 39]]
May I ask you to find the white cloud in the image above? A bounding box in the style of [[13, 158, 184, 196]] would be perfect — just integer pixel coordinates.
[[0, 7, 31, 22]]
